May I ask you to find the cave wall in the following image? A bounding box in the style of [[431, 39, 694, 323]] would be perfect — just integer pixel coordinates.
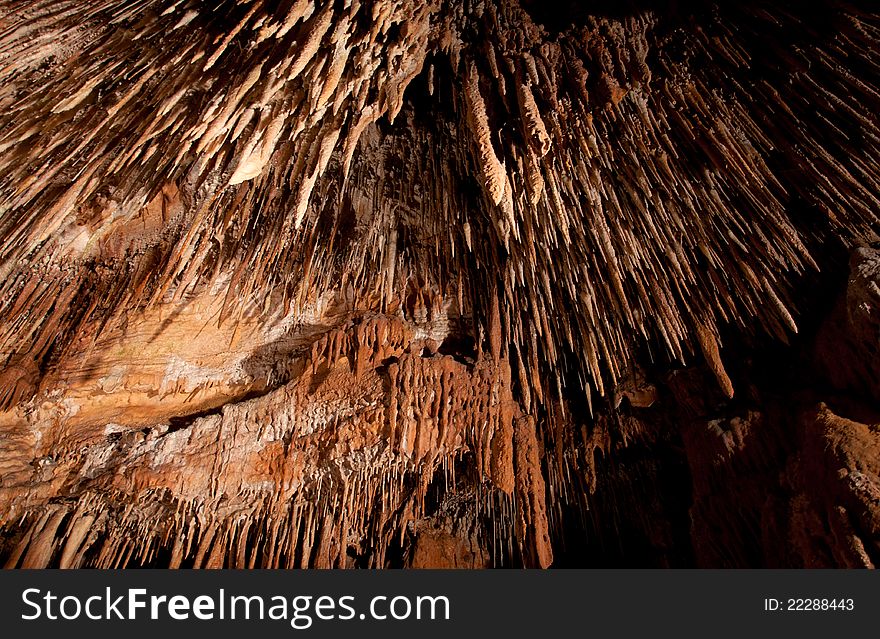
[[0, 0, 878, 567]]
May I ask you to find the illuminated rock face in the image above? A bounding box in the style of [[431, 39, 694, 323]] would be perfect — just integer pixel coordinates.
[[0, 0, 878, 568]]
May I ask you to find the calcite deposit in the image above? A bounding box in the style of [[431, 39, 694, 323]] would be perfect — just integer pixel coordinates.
[[0, 0, 878, 567]]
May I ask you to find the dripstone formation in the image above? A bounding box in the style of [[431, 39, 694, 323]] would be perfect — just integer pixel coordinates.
[[0, 0, 878, 568]]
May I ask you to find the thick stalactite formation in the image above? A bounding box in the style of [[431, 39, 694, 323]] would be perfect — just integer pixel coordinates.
[[0, 0, 878, 568]]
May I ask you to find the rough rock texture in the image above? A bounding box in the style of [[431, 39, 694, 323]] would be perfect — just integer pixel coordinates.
[[0, 0, 879, 567]]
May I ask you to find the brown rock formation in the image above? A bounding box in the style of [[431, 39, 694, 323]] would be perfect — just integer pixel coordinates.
[[0, 0, 878, 567]]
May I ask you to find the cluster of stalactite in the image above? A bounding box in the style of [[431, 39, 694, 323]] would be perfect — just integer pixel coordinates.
[[0, 0, 878, 567], [3, 312, 554, 568]]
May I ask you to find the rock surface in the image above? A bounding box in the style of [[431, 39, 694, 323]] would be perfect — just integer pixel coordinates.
[[0, 0, 878, 567]]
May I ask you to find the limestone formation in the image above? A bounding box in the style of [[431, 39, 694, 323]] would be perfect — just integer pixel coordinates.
[[0, 0, 878, 567]]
